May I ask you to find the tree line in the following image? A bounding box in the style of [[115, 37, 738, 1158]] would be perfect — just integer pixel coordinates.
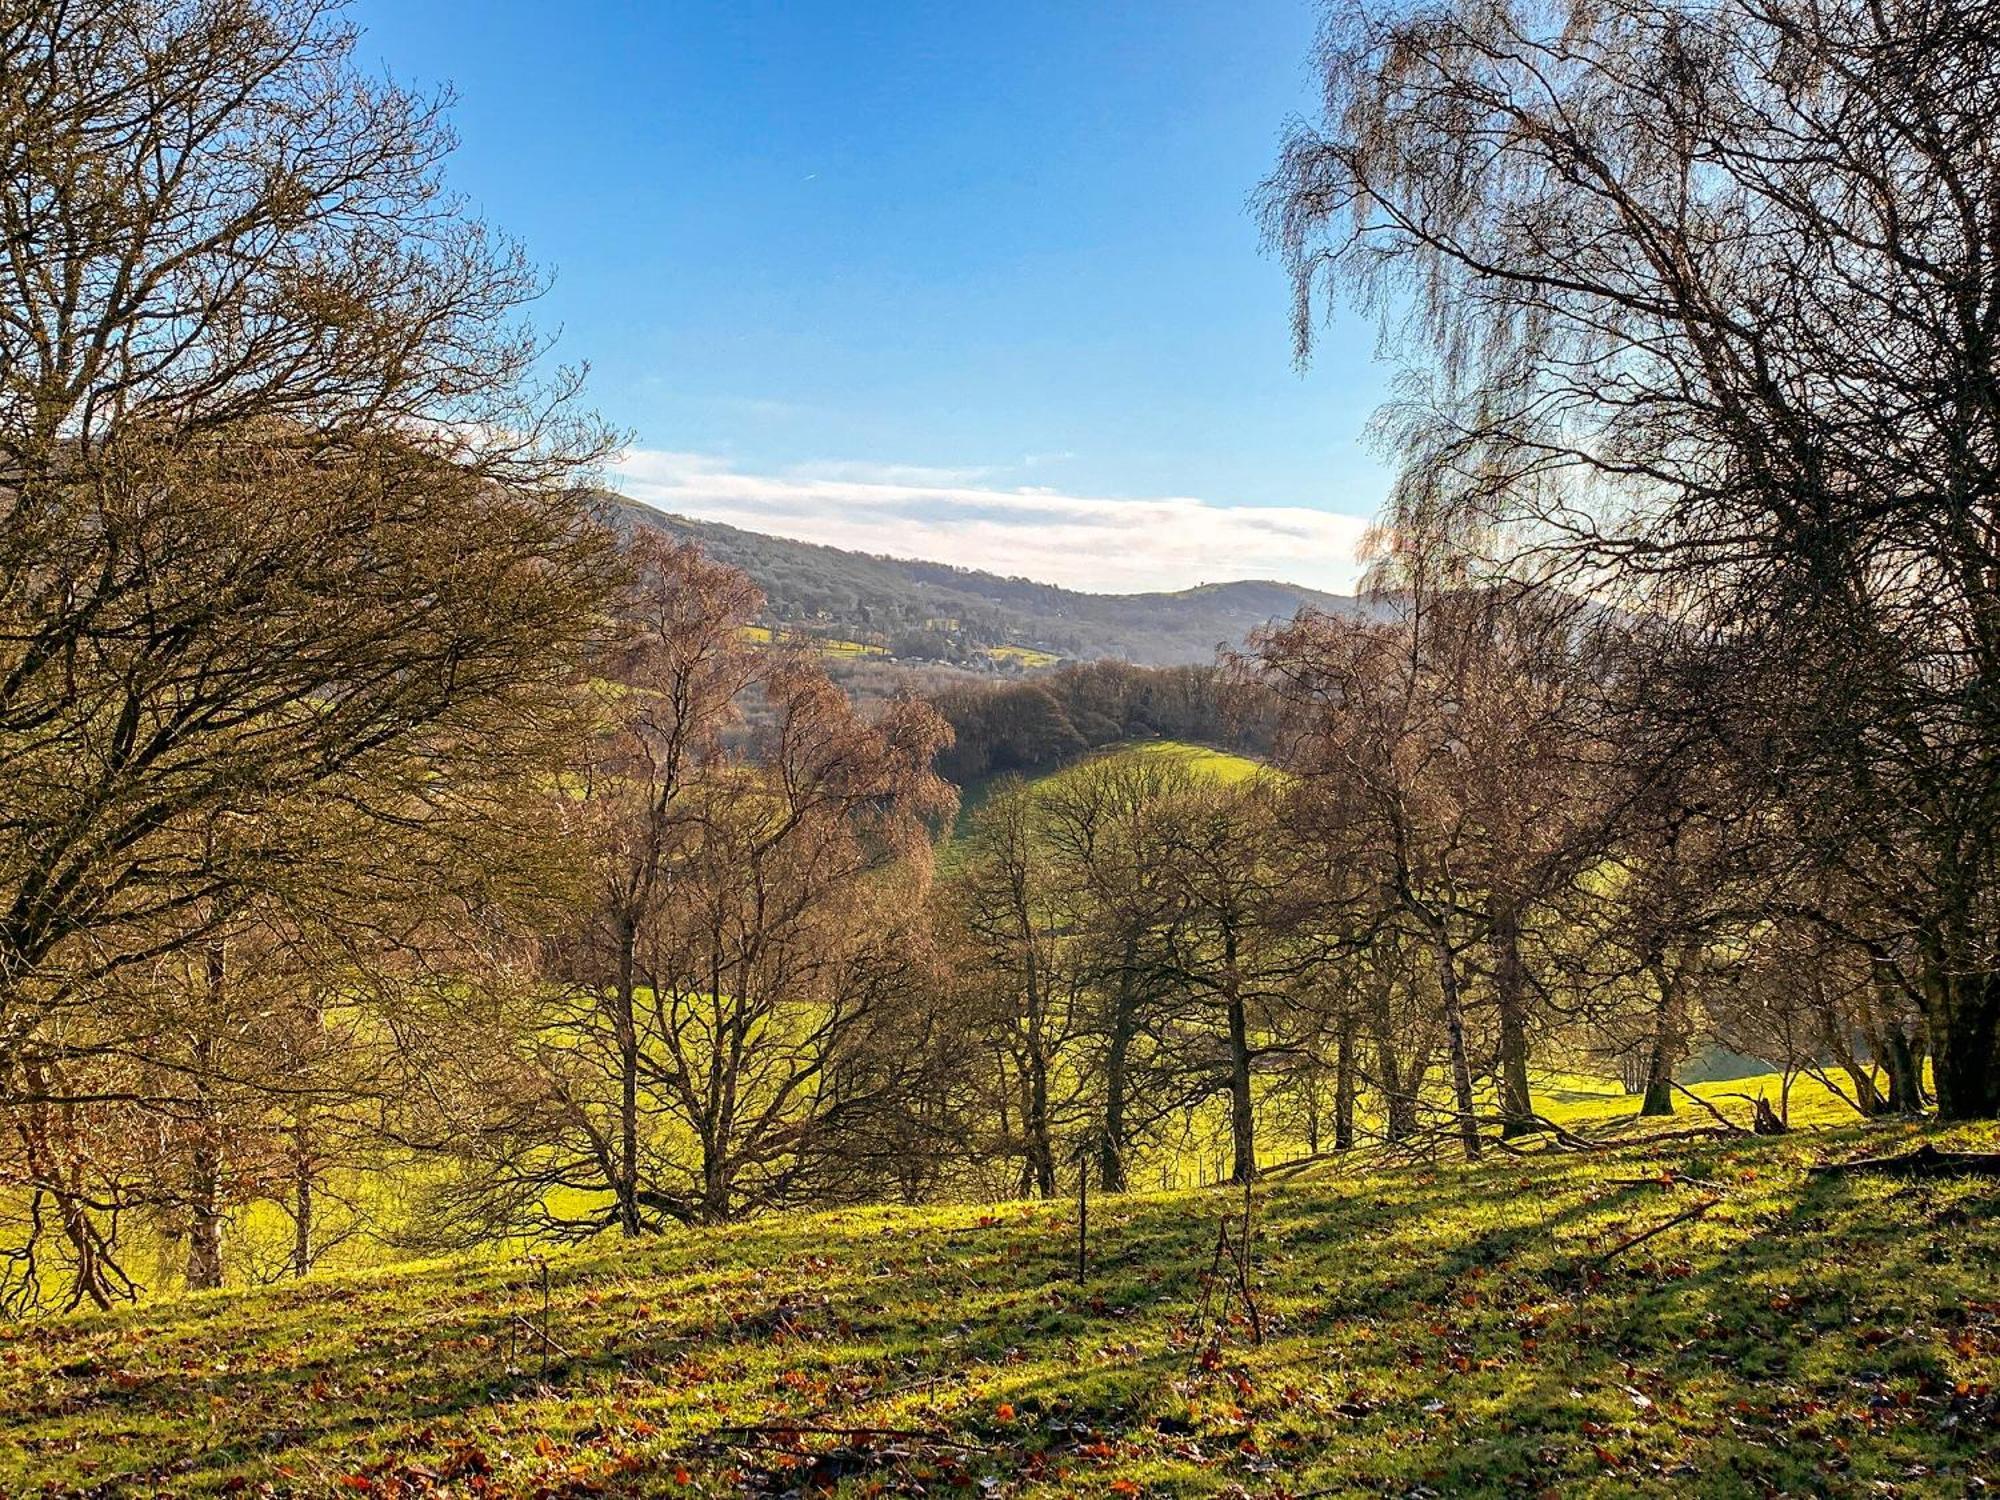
[[1260, 0, 2000, 1120], [2, 0, 1995, 1315], [930, 661, 1273, 785]]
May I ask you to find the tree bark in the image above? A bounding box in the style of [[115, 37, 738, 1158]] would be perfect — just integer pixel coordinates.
[[1490, 902, 1539, 1136], [1882, 1023, 1925, 1114], [1925, 964, 2000, 1120], [1809, 967, 1886, 1117], [613, 915, 644, 1236], [184, 944, 227, 1292], [1224, 929, 1256, 1185], [1430, 925, 1482, 1161], [14, 1068, 118, 1311], [1025, 1047, 1056, 1198], [1333, 1008, 1357, 1152], [1370, 970, 1422, 1143], [1639, 961, 1681, 1118], [1100, 938, 1138, 1192], [290, 1107, 315, 1280]]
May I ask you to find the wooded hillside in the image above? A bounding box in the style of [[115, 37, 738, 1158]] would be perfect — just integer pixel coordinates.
[[612, 499, 1373, 667]]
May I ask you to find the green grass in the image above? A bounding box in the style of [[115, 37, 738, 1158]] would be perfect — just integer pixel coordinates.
[[738, 624, 888, 657], [1093, 739, 1263, 784], [952, 739, 1267, 835], [1516, 1068, 1868, 1134], [985, 644, 1062, 668], [6, 1107, 1996, 1498]]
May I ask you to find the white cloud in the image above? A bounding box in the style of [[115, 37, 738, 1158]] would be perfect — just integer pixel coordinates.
[[608, 448, 1372, 595], [780, 458, 1002, 487]]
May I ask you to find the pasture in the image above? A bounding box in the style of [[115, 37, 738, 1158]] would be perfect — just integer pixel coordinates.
[[4, 1082, 1994, 1498]]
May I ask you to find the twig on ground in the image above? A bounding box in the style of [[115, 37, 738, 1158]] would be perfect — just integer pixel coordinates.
[[711, 1422, 992, 1453], [1592, 1125, 1741, 1152], [1601, 1171, 1725, 1190], [508, 1312, 575, 1363], [1588, 1198, 1721, 1267]]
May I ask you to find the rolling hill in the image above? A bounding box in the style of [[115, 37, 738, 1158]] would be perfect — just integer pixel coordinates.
[[9, 1094, 1995, 1498], [607, 495, 1372, 668]]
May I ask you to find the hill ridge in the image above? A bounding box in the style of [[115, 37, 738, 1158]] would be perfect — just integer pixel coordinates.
[[608, 495, 1373, 667]]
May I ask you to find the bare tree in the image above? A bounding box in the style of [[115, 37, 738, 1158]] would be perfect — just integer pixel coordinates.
[[1154, 780, 1299, 1185], [429, 542, 955, 1237], [0, 0, 615, 1305], [1038, 754, 1201, 1190], [1266, 0, 2000, 1115], [952, 781, 1089, 1198]]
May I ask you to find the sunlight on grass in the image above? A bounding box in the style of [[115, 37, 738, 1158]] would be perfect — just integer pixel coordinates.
[[4, 1114, 1994, 1497]]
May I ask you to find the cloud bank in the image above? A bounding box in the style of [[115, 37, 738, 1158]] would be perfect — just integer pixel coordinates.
[[608, 449, 1372, 595]]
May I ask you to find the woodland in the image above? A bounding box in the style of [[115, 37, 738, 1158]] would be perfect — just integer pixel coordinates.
[[1, 2, 1998, 1491]]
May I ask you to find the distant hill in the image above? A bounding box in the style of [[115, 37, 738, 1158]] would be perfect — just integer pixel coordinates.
[[607, 495, 1371, 668]]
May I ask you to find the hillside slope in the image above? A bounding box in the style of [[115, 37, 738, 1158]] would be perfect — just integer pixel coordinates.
[[609, 497, 1372, 667], [7, 1103, 1997, 1498], [951, 739, 1268, 840]]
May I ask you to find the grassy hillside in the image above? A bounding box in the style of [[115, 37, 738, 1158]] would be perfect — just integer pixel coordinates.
[[1033, 739, 1267, 791], [6, 1090, 1995, 1499], [612, 499, 1371, 667], [950, 739, 1266, 841]]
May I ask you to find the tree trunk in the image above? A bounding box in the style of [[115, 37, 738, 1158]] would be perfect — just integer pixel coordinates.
[[184, 1147, 224, 1288], [1025, 1042, 1056, 1199], [1854, 966, 1907, 1114], [1912, 964, 1992, 1128], [613, 917, 644, 1236], [1836, 1055, 1888, 1117], [1224, 931, 1256, 1185], [1100, 943, 1137, 1192], [290, 1108, 315, 1280], [699, 1134, 732, 1224], [1370, 969, 1421, 1144], [1883, 1023, 1925, 1114], [185, 944, 227, 1292], [15, 1071, 118, 1311], [1931, 992, 2000, 1119], [1022, 962, 1057, 1198], [1491, 902, 1539, 1136], [1430, 926, 1481, 1161], [1809, 968, 1886, 1117], [1639, 961, 1680, 1118], [1018, 887, 1058, 1198], [1333, 1009, 1357, 1152], [1620, 1053, 1645, 1095]]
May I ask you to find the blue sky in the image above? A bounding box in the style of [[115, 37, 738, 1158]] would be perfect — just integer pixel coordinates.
[[347, 1, 1392, 592]]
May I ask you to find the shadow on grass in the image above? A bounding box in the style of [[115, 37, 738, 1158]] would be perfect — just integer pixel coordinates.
[[5, 1122, 1997, 1498]]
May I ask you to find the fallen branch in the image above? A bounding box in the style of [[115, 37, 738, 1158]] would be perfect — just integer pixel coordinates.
[[711, 1422, 991, 1454], [1590, 1125, 1741, 1153], [1588, 1197, 1721, 1267], [1808, 1144, 2000, 1179], [1520, 1111, 1603, 1150], [1714, 1091, 1788, 1133], [1261, 1149, 1348, 1179], [1601, 1171, 1724, 1190], [1670, 1081, 1751, 1135], [507, 1312, 574, 1362]]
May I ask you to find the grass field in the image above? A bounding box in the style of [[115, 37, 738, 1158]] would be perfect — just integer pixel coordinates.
[[737, 625, 888, 658], [5, 1087, 1995, 1498], [947, 739, 1265, 847], [1103, 739, 1264, 784], [984, 645, 1062, 669]]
